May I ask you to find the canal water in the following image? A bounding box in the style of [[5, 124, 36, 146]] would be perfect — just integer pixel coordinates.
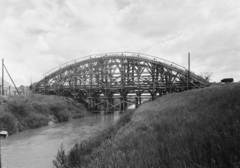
[[0, 113, 120, 168]]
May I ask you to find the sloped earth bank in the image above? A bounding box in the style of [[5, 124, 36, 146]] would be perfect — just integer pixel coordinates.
[[0, 94, 87, 135], [53, 84, 240, 168]]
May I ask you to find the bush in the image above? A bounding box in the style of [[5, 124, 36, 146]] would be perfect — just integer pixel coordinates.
[[53, 110, 134, 168], [53, 144, 69, 168], [50, 104, 71, 122], [72, 113, 84, 119], [54, 110, 71, 122], [24, 114, 49, 129], [7, 97, 29, 117], [0, 113, 19, 134], [32, 103, 51, 116], [0, 95, 87, 135]]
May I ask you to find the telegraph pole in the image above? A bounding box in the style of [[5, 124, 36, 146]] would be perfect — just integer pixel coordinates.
[[188, 53, 190, 90], [0, 137, 1, 168], [2, 59, 4, 96]]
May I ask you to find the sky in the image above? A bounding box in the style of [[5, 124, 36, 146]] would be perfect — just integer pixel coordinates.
[[0, 0, 239, 86]]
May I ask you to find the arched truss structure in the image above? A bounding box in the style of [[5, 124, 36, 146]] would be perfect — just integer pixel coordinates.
[[34, 52, 209, 112]]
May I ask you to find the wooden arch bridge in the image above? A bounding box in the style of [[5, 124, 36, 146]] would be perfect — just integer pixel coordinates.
[[34, 52, 209, 113]]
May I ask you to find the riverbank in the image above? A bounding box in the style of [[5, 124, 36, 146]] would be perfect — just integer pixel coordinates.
[[53, 83, 240, 168], [0, 94, 87, 135]]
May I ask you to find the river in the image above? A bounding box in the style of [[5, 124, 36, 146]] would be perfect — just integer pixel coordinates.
[[0, 113, 120, 168]]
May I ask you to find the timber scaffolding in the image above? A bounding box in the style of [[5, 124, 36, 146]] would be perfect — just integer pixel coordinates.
[[1, 59, 20, 97], [34, 52, 209, 113]]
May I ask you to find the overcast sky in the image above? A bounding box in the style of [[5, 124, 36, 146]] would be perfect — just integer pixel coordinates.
[[0, 0, 239, 86]]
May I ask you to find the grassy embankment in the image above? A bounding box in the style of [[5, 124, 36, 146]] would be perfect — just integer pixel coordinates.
[[53, 84, 240, 168], [0, 94, 87, 135]]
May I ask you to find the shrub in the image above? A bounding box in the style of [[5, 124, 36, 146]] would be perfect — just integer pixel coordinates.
[[53, 110, 134, 168], [1, 94, 86, 135], [32, 103, 51, 116], [0, 113, 19, 134], [7, 97, 29, 117], [53, 144, 69, 168], [24, 114, 49, 129], [72, 113, 84, 119], [54, 110, 71, 122], [50, 105, 71, 122]]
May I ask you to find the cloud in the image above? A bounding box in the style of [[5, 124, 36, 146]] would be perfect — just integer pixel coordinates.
[[0, 0, 240, 85]]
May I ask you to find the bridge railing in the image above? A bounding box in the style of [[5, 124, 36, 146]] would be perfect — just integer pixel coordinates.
[[43, 52, 186, 76], [38, 52, 207, 86]]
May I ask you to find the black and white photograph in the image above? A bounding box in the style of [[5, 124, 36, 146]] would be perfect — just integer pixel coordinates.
[[0, 0, 240, 167]]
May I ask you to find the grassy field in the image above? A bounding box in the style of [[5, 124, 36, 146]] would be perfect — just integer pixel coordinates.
[[53, 84, 240, 168], [0, 94, 87, 135]]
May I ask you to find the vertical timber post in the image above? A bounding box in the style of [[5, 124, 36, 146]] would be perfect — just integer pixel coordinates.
[[152, 64, 156, 101], [159, 90, 163, 97], [0, 137, 1, 168], [188, 53, 190, 90], [2, 59, 4, 96], [137, 60, 141, 107], [120, 96, 123, 112], [122, 95, 125, 112], [106, 96, 109, 113], [44, 75, 46, 94], [135, 96, 138, 109]]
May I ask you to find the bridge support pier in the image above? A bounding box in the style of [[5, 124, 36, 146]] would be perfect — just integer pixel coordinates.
[[119, 95, 128, 113], [93, 97, 100, 111], [104, 97, 108, 113], [103, 93, 114, 113], [135, 92, 142, 108], [110, 97, 114, 111], [106, 96, 114, 113], [119, 96, 124, 113], [151, 90, 156, 101], [120, 97, 123, 112], [135, 96, 142, 108], [87, 96, 101, 112], [87, 97, 92, 111], [159, 90, 163, 97], [152, 95, 155, 101], [124, 96, 127, 111], [135, 97, 138, 108]]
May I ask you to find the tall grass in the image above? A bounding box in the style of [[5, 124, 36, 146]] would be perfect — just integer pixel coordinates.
[[53, 110, 134, 168], [53, 84, 240, 168], [0, 94, 87, 135]]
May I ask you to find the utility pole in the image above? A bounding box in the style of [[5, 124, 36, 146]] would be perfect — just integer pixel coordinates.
[[188, 53, 190, 90], [0, 137, 1, 168], [3, 62, 20, 95], [2, 59, 4, 96]]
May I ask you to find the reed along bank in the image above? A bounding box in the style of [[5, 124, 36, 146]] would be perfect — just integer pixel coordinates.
[[53, 84, 240, 168], [0, 94, 87, 135]]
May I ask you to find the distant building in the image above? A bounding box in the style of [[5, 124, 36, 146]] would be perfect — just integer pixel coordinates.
[[0, 78, 24, 95], [221, 78, 234, 83], [0, 77, 17, 95]]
